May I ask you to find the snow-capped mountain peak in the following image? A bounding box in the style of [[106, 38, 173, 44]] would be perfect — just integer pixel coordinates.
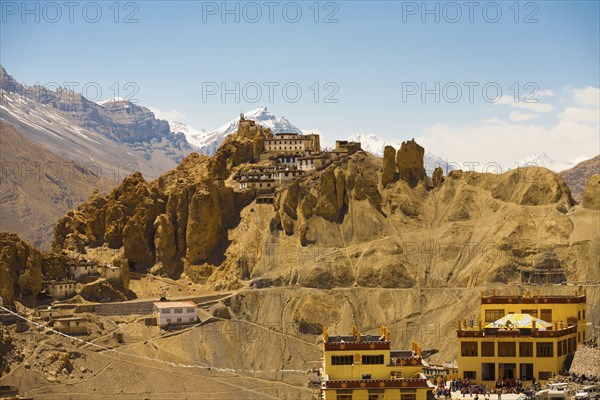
[[510, 153, 588, 172], [170, 106, 302, 155]]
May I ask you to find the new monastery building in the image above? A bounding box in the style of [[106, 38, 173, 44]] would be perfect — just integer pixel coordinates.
[[457, 289, 587, 384]]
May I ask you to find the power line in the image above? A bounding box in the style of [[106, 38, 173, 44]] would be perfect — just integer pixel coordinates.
[[0, 305, 305, 374]]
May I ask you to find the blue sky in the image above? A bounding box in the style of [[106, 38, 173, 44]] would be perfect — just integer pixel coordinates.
[[1, 0, 599, 167]]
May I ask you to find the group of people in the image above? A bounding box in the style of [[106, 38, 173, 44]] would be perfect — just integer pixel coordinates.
[[570, 372, 599, 384], [434, 378, 539, 400], [583, 336, 598, 349]]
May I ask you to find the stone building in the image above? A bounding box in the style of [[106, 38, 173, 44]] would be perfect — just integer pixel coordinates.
[[263, 133, 320, 155], [102, 264, 122, 285], [53, 316, 88, 335], [329, 140, 362, 160], [67, 260, 99, 281], [297, 154, 331, 171], [44, 280, 76, 300], [520, 252, 566, 284]]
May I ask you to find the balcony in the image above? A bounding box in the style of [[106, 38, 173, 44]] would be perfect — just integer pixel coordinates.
[[457, 325, 577, 338]]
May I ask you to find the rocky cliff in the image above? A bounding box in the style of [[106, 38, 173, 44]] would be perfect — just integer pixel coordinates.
[[52, 128, 267, 280], [582, 173, 600, 211], [50, 133, 598, 294], [0, 233, 42, 305]]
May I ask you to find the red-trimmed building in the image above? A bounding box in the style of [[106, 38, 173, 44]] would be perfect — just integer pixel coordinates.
[[321, 326, 434, 400]]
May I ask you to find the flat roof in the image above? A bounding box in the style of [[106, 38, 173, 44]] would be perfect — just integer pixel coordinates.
[[153, 301, 197, 309]]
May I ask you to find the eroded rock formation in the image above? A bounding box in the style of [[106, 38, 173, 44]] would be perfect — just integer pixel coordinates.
[[0, 233, 42, 305], [381, 145, 397, 187], [396, 139, 426, 188], [582, 173, 600, 210]]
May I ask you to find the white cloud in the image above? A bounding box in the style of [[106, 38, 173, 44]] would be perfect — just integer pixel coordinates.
[[558, 107, 600, 123], [482, 117, 506, 125], [415, 119, 598, 171], [573, 87, 600, 106], [149, 107, 186, 122], [509, 111, 540, 122], [538, 89, 555, 97], [495, 96, 554, 112]]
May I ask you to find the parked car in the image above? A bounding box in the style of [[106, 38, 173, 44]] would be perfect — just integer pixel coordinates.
[[575, 385, 600, 400], [547, 383, 571, 400]]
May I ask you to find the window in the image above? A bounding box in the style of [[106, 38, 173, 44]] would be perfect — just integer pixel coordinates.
[[482, 363, 496, 380], [562, 340, 568, 355], [519, 342, 533, 357], [461, 342, 478, 356], [162, 309, 170, 314], [331, 355, 353, 365], [498, 342, 516, 357], [174, 308, 183, 314], [481, 342, 495, 357], [189, 318, 195, 322], [336, 394, 352, 400], [583, 310, 586, 319], [537, 342, 554, 357], [539, 371, 553, 380], [485, 309, 505, 323], [521, 309, 538, 318], [463, 371, 476, 380], [368, 393, 384, 400], [578, 311, 581, 321], [186, 308, 195, 314], [166, 318, 171, 323], [177, 318, 182, 323], [540, 309, 552, 322], [401, 392, 417, 400], [362, 355, 384, 365]]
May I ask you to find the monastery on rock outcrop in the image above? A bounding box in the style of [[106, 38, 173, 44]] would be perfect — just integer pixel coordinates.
[[231, 114, 362, 203]]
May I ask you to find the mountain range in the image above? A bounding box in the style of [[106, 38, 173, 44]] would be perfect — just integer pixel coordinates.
[[1, 66, 598, 249]]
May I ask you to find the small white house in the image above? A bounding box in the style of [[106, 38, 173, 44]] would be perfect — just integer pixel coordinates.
[[45, 280, 76, 300], [153, 301, 198, 327]]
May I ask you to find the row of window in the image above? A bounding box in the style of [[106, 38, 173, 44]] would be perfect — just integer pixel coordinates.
[[330, 354, 385, 365], [266, 146, 304, 150], [461, 340, 575, 358], [266, 140, 306, 145], [484, 309, 553, 323], [165, 317, 196, 323], [161, 308, 195, 314], [336, 390, 415, 400], [463, 370, 554, 381]]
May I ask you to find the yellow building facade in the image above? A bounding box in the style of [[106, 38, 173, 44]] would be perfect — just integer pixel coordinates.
[[457, 289, 587, 384], [322, 327, 433, 400]]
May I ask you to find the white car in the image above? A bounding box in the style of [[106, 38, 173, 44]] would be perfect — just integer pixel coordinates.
[[575, 385, 600, 400], [547, 383, 570, 400]]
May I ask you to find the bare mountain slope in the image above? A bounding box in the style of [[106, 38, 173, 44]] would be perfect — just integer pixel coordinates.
[[0, 121, 115, 248], [560, 155, 600, 203], [0, 66, 193, 181]]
